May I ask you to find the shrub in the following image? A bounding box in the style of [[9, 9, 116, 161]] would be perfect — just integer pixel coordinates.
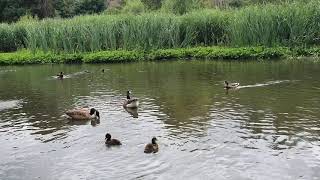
[[122, 0, 146, 14]]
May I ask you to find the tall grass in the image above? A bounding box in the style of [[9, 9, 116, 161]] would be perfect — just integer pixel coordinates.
[[1, 0, 320, 53], [229, 1, 320, 46], [16, 12, 229, 53], [0, 23, 26, 52]]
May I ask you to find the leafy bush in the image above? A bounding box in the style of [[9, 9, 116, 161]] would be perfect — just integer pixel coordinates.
[[83, 50, 144, 63], [122, 0, 146, 14], [161, 0, 201, 14], [141, 0, 162, 10]]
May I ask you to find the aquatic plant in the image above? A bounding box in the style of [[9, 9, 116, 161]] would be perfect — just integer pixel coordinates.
[[1, 46, 319, 65]]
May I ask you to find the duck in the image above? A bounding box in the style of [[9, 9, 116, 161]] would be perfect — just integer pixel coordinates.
[[57, 72, 63, 79], [224, 81, 240, 89], [105, 133, 122, 146], [65, 108, 100, 120], [144, 137, 158, 154], [123, 90, 139, 108]]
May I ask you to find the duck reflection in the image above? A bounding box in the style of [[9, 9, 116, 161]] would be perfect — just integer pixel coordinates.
[[66, 118, 100, 126], [124, 107, 139, 118], [67, 119, 90, 126], [225, 88, 239, 95], [91, 118, 100, 126]]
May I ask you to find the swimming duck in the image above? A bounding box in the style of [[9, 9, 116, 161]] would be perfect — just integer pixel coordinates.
[[123, 90, 139, 108], [224, 81, 240, 89], [144, 137, 158, 154], [65, 108, 100, 120], [105, 133, 122, 146], [57, 72, 63, 79]]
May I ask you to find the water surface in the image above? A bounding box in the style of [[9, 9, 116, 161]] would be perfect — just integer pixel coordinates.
[[0, 60, 319, 180]]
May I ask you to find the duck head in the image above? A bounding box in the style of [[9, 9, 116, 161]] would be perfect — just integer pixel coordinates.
[[152, 137, 157, 144], [105, 133, 111, 141], [90, 108, 100, 119]]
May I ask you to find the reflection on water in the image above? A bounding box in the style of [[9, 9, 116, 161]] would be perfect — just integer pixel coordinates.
[[0, 61, 320, 179], [0, 100, 22, 111], [125, 107, 139, 118]]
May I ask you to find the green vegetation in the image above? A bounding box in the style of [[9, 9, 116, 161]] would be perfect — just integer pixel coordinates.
[[1, 0, 297, 23], [0, 11, 229, 53], [141, 0, 162, 10], [121, 0, 146, 14], [0, 0, 106, 22], [1, 46, 320, 65], [230, 2, 320, 47], [1, 1, 320, 54], [1, 0, 319, 64]]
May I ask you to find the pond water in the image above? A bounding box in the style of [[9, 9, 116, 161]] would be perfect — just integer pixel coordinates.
[[0, 60, 319, 180]]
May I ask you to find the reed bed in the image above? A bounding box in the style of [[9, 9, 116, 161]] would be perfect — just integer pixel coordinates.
[[1, 1, 320, 53], [21, 11, 229, 53], [229, 1, 320, 46]]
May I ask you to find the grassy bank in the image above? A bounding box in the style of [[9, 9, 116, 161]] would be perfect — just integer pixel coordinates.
[[1, 46, 320, 65], [1, 1, 320, 53]]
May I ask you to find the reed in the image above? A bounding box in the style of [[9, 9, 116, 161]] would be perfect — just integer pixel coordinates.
[[0, 11, 229, 53], [1, 1, 320, 53], [229, 1, 320, 47], [0, 23, 26, 52]]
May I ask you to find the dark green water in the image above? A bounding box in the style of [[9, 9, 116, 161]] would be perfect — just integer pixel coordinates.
[[0, 60, 319, 180]]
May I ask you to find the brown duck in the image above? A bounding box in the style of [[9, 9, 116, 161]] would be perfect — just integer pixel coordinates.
[[65, 108, 100, 120]]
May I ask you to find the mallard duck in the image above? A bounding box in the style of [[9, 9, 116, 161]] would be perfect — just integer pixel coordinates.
[[224, 81, 240, 89], [105, 133, 122, 146], [65, 108, 100, 120], [144, 137, 158, 154], [123, 90, 139, 108], [57, 72, 63, 79]]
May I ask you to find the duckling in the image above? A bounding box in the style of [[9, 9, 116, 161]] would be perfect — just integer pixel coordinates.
[[65, 108, 100, 120], [105, 133, 122, 146], [144, 137, 158, 154], [57, 72, 63, 79], [123, 90, 139, 108], [224, 81, 240, 89]]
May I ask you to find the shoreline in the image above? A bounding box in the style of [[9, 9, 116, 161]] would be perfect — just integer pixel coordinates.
[[0, 46, 319, 65]]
